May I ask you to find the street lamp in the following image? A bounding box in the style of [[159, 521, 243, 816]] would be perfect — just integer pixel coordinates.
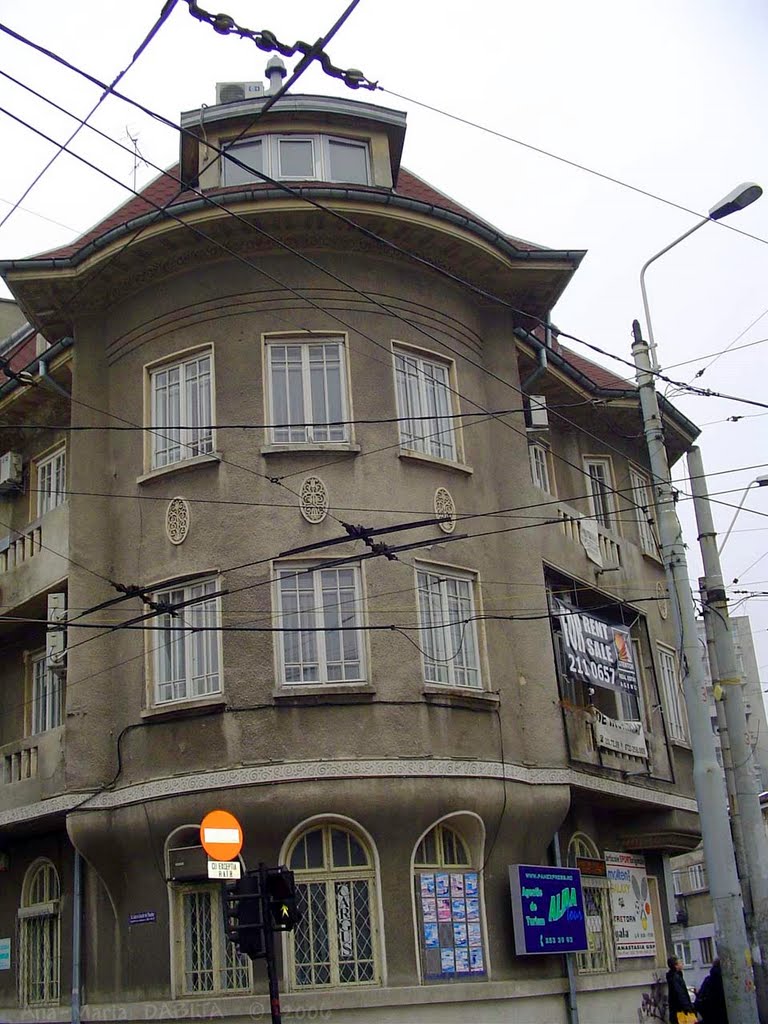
[[633, 181, 763, 1024], [718, 474, 768, 554], [640, 183, 762, 370]]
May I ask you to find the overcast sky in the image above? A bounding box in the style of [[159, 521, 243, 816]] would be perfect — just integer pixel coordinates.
[[1, 0, 767, 708]]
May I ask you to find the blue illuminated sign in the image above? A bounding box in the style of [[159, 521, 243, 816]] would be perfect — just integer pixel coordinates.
[[509, 864, 588, 955]]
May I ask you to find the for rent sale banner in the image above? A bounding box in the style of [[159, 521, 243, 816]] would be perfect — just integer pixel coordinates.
[[554, 599, 638, 697], [604, 851, 656, 957]]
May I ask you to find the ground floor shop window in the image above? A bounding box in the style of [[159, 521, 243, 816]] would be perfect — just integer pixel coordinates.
[[567, 832, 616, 974], [287, 822, 379, 989], [19, 860, 60, 1006]]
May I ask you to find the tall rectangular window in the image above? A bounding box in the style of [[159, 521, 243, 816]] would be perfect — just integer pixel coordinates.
[[150, 353, 213, 469], [36, 447, 66, 517], [276, 565, 365, 685], [30, 654, 63, 734], [528, 443, 552, 493], [153, 579, 222, 704], [584, 457, 615, 529], [393, 347, 457, 461], [658, 645, 688, 743], [416, 566, 481, 689], [267, 340, 348, 444], [699, 936, 714, 964], [629, 467, 658, 556]]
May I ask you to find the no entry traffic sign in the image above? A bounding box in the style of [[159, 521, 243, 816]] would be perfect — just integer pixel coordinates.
[[200, 809, 243, 862]]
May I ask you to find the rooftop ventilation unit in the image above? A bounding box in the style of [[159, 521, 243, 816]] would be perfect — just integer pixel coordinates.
[[215, 81, 265, 105], [0, 451, 22, 493]]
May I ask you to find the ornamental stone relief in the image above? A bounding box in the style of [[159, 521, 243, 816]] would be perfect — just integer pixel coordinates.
[[434, 487, 456, 533], [166, 497, 191, 545], [300, 476, 329, 524]]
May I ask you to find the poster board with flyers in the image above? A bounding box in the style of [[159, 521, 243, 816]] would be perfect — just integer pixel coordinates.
[[416, 870, 486, 980]]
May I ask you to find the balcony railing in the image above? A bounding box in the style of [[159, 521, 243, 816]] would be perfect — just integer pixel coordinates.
[[1, 740, 39, 784], [0, 520, 43, 572], [557, 502, 622, 568]]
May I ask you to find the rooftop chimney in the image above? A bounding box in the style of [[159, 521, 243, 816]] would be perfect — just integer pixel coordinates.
[[266, 56, 287, 95]]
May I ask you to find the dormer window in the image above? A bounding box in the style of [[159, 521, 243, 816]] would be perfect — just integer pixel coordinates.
[[222, 134, 370, 187]]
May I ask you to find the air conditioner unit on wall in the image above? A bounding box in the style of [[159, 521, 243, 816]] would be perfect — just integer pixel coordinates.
[[215, 81, 265, 105], [169, 845, 209, 881], [527, 395, 549, 430], [0, 451, 22, 493]]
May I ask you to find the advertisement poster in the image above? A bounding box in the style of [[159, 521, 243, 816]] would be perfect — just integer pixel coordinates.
[[508, 864, 589, 955], [418, 871, 486, 980], [604, 851, 656, 958], [554, 599, 638, 697]]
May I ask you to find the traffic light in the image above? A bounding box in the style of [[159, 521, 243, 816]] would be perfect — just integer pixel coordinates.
[[223, 872, 265, 959], [265, 866, 299, 931]]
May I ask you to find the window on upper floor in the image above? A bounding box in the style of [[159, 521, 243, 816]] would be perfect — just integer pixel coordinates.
[[29, 652, 63, 735], [287, 821, 380, 989], [34, 446, 66, 518], [528, 442, 553, 493], [150, 577, 222, 705], [415, 564, 482, 690], [699, 935, 714, 964], [672, 869, 683, 895], [583, 456, 615, 530], [688, 863, 707, 892], [657, 644, 688, 744], [274, 563, 366, 686], [177, 883, 252, 994], [629, 466, 658, 557], [222, 134, 370, 187], [392, 345, 460, 463], [149, 350, 214, 470], [674, 940, 692, 967], [19, 860, 60, 1006], [266, 336, 351, 447]]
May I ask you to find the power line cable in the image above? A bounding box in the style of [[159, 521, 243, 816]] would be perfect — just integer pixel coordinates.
[[0, 0, 179, 235]]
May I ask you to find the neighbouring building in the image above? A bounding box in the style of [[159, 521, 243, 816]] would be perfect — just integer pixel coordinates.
[[0, 65, 705, 1023]]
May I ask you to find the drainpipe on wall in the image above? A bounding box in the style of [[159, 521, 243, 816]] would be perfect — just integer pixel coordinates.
[[552, 830, 580, 1024], [520, 317, 553, 393], [71, 850, 82, 1024]]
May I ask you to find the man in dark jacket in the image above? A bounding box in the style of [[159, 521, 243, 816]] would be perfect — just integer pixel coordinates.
[[667, 955, 695, 1022], [695, 959, 728, 1024]]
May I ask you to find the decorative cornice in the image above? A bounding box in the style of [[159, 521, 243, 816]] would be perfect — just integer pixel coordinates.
[[0, 758, 697, 828]]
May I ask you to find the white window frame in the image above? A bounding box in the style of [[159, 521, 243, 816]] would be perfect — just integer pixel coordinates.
[[286, 822, 380, 990], [688, 863, 707, 892], [35, 446, 66, 518], [415, 564, 483, 690], [674, 939, 692, 967], [150, 577, 223, 706], [274, 563, 366, 686], [672, 869, 683, 895], [148, 349, 214, 470], [392, 344, 459, 462], [19, 860, 60, 1007], [629, 466, 658, 557], [29, 652, 63, 734], [528, 442, 552, 493], [265, 336, 351, 446], [657, 644, 688, 743], [583, 456, 615, 530], [222, 133, 370, 187], [176, 883, 252, 994]]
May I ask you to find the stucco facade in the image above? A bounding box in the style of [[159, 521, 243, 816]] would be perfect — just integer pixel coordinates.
[[0, 79, 702, 1022]]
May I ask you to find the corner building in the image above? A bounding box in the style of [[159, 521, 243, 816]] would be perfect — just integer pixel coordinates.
[[0, 75, 702, 1022]]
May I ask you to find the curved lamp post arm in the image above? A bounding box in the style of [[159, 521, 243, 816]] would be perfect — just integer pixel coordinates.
[[718, 475, 768, 555]]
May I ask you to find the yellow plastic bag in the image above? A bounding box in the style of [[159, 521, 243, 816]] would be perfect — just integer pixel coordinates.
[[676, 1013, 697, 1024]]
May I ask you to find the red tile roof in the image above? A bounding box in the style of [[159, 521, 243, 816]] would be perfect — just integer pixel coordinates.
[[37, 164, 545, 261], [555, 342, 634, 391]]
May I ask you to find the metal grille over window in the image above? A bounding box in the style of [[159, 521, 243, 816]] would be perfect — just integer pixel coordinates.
[[300, 476, 329, 524], [434, 487, 456, 533], [166, 497, 191, 544], [19, 861, 60, 1007], [181, 886, 250, 994], [289, 824, 378, 989]]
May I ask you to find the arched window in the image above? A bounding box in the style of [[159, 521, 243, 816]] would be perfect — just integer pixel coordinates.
[[19, 860, 60, 1006], [566, 832, 616, 974], [413, 820, 487, 980], [287, 822, 379, 989]]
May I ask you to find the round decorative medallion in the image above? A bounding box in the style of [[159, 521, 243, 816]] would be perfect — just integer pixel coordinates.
[[656, 580, 669, 620], [434, 487, 456, 533], [300, 476, 329, 524], [166, 497, 191, 545]]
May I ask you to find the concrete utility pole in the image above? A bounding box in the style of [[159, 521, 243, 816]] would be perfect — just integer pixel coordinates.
[[631, 321, 758, 1024], [689, 445, 768, 1023]]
